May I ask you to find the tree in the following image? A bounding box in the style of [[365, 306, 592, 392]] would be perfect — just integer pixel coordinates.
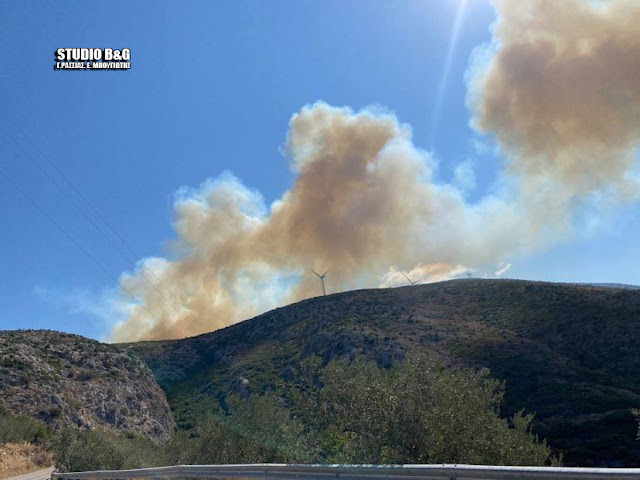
[[311, 354, 559, 465]]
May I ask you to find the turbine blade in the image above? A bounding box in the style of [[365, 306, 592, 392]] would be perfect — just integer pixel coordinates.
[[309, 268, 320, 277], [322, 268, 331, 276], [402, 271, 416, 284]]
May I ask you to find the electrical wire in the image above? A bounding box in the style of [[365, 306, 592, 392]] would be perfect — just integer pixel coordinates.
[[0, 164, 158, 326], [3, 123, 212, 334]]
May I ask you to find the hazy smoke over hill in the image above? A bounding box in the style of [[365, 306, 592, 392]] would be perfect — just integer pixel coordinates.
[[111, 0, 640, 341]]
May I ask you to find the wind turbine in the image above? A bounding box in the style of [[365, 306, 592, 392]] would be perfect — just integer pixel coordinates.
[[310, 268, 330, 296], [402, 271, 418, 286]]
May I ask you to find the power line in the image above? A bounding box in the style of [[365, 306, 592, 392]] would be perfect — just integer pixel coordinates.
[[7, 120, 187, 306], [3, 132, 192, 324], [4, 123, 211, 334], [0, 164, 158, 325]]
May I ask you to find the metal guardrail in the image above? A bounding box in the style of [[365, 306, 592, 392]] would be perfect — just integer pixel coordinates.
[[52, 464, 640, 480]]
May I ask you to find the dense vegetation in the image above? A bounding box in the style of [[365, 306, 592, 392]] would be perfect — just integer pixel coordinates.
[[47, 355, 557, 471], [289, 355, 557, 465], [128, 279, 640, 467], [0, 413, 50, 444]]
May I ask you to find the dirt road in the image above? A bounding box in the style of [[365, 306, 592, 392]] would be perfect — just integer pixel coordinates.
[[2, 466, 54, 480]]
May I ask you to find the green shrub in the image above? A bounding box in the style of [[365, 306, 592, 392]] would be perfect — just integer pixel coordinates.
[[224, 394, 311, 462], [166, 417, 267, 465], [300, 354, 561, 465], [0, 415, 50, 444], [50, 428, 162, 472]]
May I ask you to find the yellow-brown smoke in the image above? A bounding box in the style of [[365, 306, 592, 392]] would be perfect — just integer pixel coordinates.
[[111, 0, 640, 341], [469, 0, 640, 213]]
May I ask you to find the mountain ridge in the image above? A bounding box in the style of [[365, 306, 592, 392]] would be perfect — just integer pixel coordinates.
[[125, 279, 640, 466], [3, 279, 639, 466]]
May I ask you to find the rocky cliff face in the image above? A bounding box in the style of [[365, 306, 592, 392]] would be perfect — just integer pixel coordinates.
[[0, 330, 174, 442]]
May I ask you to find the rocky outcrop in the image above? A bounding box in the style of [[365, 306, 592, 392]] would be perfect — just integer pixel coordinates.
[[0, 330, 174, 442]]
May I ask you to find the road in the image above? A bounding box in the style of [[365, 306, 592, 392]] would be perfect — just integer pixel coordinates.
[[3, 467, 54, 480]]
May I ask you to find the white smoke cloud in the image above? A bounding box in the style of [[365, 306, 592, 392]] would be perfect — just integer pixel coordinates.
[[453, 159, 477, 192], [379, 263, 470, 287], [109, 0, 640, 341], [495, 262, 512, 277]]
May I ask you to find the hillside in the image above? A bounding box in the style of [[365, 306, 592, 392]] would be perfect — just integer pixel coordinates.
[[584, 283, 640, 290], [126, 279, 640, 467], [0, 330, 174, 441]]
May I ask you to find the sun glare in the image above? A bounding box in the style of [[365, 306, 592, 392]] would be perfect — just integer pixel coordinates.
[[429, 0, 469, 147]]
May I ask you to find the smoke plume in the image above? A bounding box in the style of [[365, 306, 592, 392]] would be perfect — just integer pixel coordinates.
[[111, 0, 640, 341], [468, 0, 640, 208]]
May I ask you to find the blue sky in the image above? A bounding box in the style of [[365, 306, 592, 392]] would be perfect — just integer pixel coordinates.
[[1, 0, 638, 340]]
